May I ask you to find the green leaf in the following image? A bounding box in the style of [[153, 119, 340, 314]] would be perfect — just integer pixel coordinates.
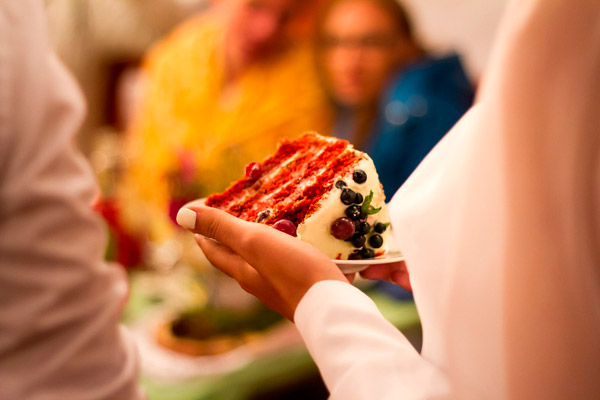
[[361, 190, 382, 215], [361, 191, 373, 213], [365, 205, 382, 215]]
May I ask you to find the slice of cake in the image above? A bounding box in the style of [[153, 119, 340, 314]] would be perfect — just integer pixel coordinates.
[[205, 132, 394, 260]]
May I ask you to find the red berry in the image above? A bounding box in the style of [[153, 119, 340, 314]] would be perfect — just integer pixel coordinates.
[[330, 217, 355, 240], [273, 219, 297, 237], [245, 162, 263, 180]]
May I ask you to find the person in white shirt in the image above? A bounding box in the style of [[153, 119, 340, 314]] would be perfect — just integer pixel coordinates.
[[0, 1, 143, 398], [176, 0, 600, 398]]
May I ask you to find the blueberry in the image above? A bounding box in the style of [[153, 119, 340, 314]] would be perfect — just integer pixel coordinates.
[[359, 247, 375, 259], [353, 169, 367, 184], [350, 234, 366, 248], [345, 205, 362, 220], [335, 180, 347, 189], [353, 193, 364, 204], [373, 222, 387, 233], [330, 217, 355, 240], [356, 221, 371, 235], [256, 209, 272, 223], [340, 188, 356, 205], [359, 212, 367, 220], [348, 252, 362, 260], [368, 234, 383, 248]]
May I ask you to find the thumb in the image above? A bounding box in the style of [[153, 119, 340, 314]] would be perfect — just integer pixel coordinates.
[[176, 205, 247, 245]]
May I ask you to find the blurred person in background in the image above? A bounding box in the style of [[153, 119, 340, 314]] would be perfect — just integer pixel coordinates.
[[118, 0, 332, 245], [316, 0, 474, 197], [0, 1, 142, 398]]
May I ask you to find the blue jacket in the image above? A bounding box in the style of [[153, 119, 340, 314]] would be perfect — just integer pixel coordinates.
[[365, 54, 474, 197]]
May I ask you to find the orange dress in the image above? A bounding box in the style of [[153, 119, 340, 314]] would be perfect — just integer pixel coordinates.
[[118, 13, 332, 241]]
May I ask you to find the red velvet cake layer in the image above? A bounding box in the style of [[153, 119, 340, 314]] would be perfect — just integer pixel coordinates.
[[206, 133, 362, 226]]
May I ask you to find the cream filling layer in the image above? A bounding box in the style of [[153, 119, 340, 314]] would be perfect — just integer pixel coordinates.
[[297, 155, 396, 260]]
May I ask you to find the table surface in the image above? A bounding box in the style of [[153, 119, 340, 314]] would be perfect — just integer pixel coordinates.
[[125, 271, 421, 400]]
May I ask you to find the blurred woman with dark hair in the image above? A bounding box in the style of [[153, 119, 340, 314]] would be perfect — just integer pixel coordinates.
[[316, 0, 474, 196]]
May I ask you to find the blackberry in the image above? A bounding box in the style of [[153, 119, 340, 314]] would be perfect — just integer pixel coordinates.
[[359, 247, 375, 259], [356, 221, 371, 235], [373, 222, 387, 233], [340, 188, 357, 205], [368, 234, 383, 248], [353, 193, 364, 204], [345, 205, 362, 220], [352, 169, 367, 184], [350, 234, 366, 248]]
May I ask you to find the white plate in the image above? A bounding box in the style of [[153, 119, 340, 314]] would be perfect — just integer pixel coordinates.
[[335, 251, 404, 274]]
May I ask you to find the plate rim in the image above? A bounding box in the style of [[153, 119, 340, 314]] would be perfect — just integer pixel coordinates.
[[334, 251, 404, 274], [334, 251, 404, 266]]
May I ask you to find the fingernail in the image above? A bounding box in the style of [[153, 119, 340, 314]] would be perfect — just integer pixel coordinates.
[[176, 207, 196, 230]]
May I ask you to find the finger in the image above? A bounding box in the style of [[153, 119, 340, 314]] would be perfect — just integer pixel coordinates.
[[197, 235, 292, 319], [345, 273, 356, 284], [182, 205, 338, 278], [180, 205, 281, 262], [359, 261, 411, 291], [178, 205, 249, 244], [391, 269, 412, 292], [389, 261, 412, 291], [195, 234, 261, 288], [360, 264, 392, 281]]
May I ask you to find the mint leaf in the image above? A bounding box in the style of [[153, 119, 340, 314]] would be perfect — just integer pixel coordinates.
[[365, 205, 382, 215], [361, 190, 382, 215], [361, 191, 373, 213]]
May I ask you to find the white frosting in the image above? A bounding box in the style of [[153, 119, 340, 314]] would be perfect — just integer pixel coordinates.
[[297, 154, 397, 260]]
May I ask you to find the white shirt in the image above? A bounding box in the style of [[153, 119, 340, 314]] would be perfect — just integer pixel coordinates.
[[295, 1, 600, 399], [0, 1, 143, 398]]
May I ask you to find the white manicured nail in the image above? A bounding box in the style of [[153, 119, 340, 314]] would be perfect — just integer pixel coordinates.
[[176, 207, 197, 230]]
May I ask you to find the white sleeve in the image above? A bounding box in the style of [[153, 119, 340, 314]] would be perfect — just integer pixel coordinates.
[[295, 281, 449, 400], [0, 1, 143, 399], [295, 0, 600, 399]]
